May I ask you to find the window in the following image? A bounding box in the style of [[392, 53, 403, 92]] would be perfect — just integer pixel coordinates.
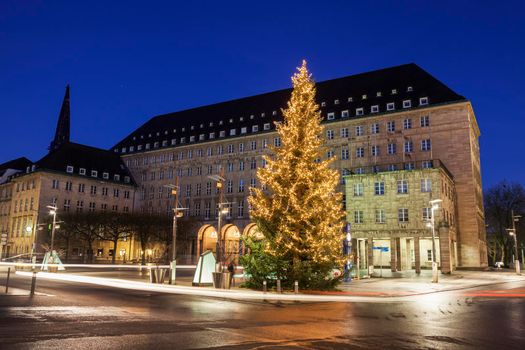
[[52, 179, 59, 189], [341, 110, 349, 118], [356, 108, 364, 116], [186, 184, 192, 197], [250, 158, 257, 169], [354, 210, 364, 224], [356, 147, 364, 158], [354, 183, 364, 196], [209, 132, 215, 139], [340, 128, 349, 138], [65, 181, 72, 191], [403, 100, 411, 108], [398, 208, 409, 222], [239, 161, 245, 171], [219, 131, 225, 138], [421, 139, 432, 151], [341, 148, 349, 160], [66, 166, 74, 173], [114, 174, 120, 181], [375, 209, 386, 224], [188, 149, 193, 158], [124, 190, 130, 199], [90, 185, 97, 195], [427, 250, 433, 261], [422, 207, 431, 221], [263, 123, 271, 130], [327, 112, 335, 120], [274, 137, 281, 147], [419, 97, 429, 106], [371, 145, 379, 157], [238, 179, 245, 192], [387, 121, 395, 132], [387, 102, 395, 111], [228, 144, 234, 154], [252, 125, 259, 132], [374, 182, 385, 195], [355, 126, 363, 136], [388, 164, 397, 171], [404, 141, 413, 153], [327, 130, 334, 140], [405, 162, 415, 170], [206, 182, 212, 195], [113, 189, 120, 197], [371, 105, 379, 113], [78, 183, 85, 193], [91, 170, 98, 178], [327, 150, 334, 158], [63, 199, 70, 212], [422, 160, 433, 169], [204, 202, 211, 219], [421, 178, 432, 192], [238, 201, 244, 217], [387, 143, 396, 155], [397, 180, 408, 194], [420, 115, 430, 127], [355, 167, 364, 174], [239, 143, 245, 153], [103, 172, 109, 179], [371, 123, 379, 134], [229, 129, 236, 136], [403, 118, 412, 129]]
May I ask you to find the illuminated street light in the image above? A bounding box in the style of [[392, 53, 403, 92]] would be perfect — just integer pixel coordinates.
[[507, 210, 521, 275], [429, 199, 442, 283], [46, 205, 58, 253]]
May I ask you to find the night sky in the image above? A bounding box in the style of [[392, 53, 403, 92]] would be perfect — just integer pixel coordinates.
[[1, 1, 523, 189]]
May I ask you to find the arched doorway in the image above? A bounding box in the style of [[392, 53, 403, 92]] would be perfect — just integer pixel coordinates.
[[223, 224, 241, 264], [240, 223, 264, 256], [197, 225, 218, 256]]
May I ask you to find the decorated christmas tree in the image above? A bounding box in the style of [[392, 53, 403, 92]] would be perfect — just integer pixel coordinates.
[[247, 60, 345, 289]]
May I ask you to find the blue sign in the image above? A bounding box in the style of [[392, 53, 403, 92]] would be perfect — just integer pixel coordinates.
[[373, 246, 389, 252]]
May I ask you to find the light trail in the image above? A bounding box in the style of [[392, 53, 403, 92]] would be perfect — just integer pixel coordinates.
[[0, 262, 244, 270], [14, 271, 408, 303]]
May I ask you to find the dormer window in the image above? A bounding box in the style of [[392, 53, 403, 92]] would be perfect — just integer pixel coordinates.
[[341, 110, 349, 118], [103, 172, 109, 179], [171, 139, 176, 145], [154, 142, 159, 148], [334, 99, 339, 105], [239, 117, 244, 122], [91, 170, 98, 178], [371, 105, 379, 113], [252, 125, 259, 132], [219, 130, 226, 137], [272, 110, 277, 116], [132, 136, 136, 140], [261, 113, 265, 117], [407, 86, 413, 92], [189, 136, 195, 142], [190, 125, 194, 130], [327, 112, 335, 120], [200, 124, 204, 128], [164, 130, 168, 135], [181, 127, 185, 132], [403, 100, 412, 108], [114, 174, 120, 182], [124, 176, 130, 183], [321, 102, 326, 107], [263, 123, 270, 130], [199, 134, 205, 141], [162, 140, 167, 147], [209, 122, 213, 127], [376, 92, 382, 97], [66, 166, 74, 173], [138, 145, 143, 150], [140, 135, 144, 139], [419, 97, 429, 105], [387, 102, 395, 111], [362, 94, 367, 100], [209, 132, 215, 139], [79, 168, 86, 175], [241, 127, 247, 134], [250, 114, 254, 119], [219, 121, 223, 125], [156, 132, 160, 136], [229, 118, 233, 123], [129, 146, 134, 152], [348, 97, 353, 102], [145, 143, 150, 150], [356, 108, 364, 116], [121, 147, 127, 153], [180, 137, 186, 144], [229, 129, 236, 136], [391, 89, 397, 95]]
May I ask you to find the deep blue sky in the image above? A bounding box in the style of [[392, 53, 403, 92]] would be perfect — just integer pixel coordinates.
[[1, 1, 524, 189]]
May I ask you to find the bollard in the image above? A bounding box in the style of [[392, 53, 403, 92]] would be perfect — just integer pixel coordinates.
[[263, 280, 267, 294], [30, 271, 37, 297], [5, 267, 11, 293], [294, 280, 299, 294], [276, 279, 282, 294]]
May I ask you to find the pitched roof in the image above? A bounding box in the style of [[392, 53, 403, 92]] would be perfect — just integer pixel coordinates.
[[0, 157, 33, 177], [35, 142, 136, 186], [49, 85, 71, 151], [113, 63, 465, 154]]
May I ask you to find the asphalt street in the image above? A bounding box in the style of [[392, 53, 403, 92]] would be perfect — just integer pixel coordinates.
[[0, 270, 524, 350]]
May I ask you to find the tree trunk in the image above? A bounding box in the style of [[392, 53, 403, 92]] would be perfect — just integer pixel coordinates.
[[112, 239, 118, 264], [141, 239, 146, 266], [88, 241, 94, 263], [65, 236, 70, 263]]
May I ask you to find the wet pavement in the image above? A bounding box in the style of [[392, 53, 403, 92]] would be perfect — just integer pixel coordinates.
[[0, 270, 524, 349]]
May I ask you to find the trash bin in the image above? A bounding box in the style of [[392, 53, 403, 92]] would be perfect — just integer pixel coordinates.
[[212, 272, 231, 289], [149, 267, 167, 284]]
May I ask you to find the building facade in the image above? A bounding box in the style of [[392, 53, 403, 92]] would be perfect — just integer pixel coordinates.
[[113, 63, 487, 268]]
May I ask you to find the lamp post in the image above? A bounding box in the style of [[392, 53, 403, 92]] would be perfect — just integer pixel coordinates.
[[207, 173, 228, 270], [47, 205, 58, 253], [164, 177, 187, 284], [429, 199, 442, 283], [509, 210, 521, 275]]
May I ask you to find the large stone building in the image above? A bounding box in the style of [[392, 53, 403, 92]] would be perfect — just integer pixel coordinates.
[[113, 63, 487, 268], [1, 87, 137, 262]]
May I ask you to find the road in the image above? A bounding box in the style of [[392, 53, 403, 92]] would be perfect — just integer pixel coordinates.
[[0, 270, 524, 349]]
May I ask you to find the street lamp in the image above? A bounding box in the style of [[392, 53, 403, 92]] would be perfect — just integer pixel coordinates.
[[428, 199, 442, 283], [47, 205, 58, 253], [508, 210, 521, 275], [164, 177, 188, 284], [207, 173, 229, 270]]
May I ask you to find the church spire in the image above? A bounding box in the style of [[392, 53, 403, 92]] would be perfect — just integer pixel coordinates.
[[49, 85, 71, 151]]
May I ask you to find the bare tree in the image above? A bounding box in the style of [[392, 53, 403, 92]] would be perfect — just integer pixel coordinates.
[[62, 212, 103, 263], [98, 212, 131, 264], [129, 213, 165, 265], [484, 181, 525, 265]]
